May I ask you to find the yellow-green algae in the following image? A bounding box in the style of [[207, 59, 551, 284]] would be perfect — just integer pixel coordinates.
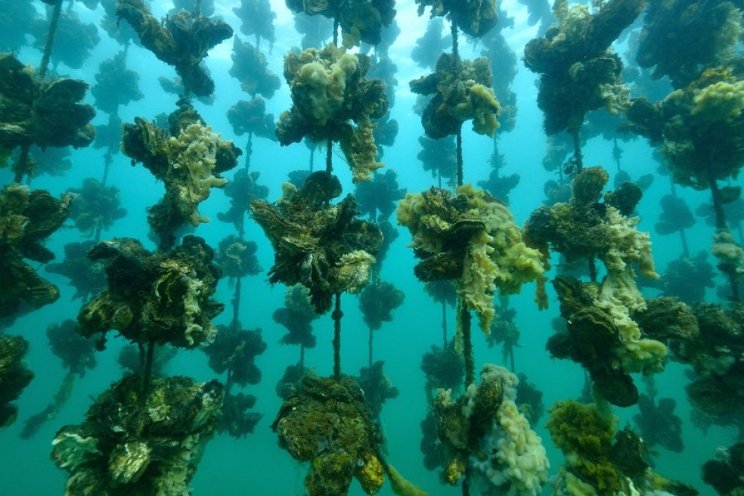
[[277, 45, 388, 183], [397, 184, 545, 335]]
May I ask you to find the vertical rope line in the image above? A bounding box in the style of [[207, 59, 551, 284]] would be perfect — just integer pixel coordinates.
[[245, 132, 253, 168], [332, 293, 342, 379], [231, 277, 242, 330], [141, 340, 156, 398], [39, 1, 62, 78], [456, 130, 463, 187], [441, 301, 447, 347], [326, 139, 333, 174], [13, 146, 31, 185], [461, 305, 474, 387], [572, 128, 583, 173]]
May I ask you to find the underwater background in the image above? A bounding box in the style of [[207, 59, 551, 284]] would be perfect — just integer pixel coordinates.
[[0, 0, 743, 494]]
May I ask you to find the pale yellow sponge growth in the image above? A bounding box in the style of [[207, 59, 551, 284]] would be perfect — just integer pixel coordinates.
[[450, 83, 501, 137], [601, 206, 658, 280], [595, 207, 666, 375], [693, 80, 744, 123], [154, 259, 217, 346], [469, 365, 549, 496], [339, 121, 383, 182], [599, 82, 630, 114], [285, 45, 360, 126], [356, 451, 385, 495], [386, 463, 429, 496], [167, 123, 227, 225], [712, 228, 744, 274], [553, 469, 600, 496], [292, 48, 359, 125], [458, 184, 544, 331], [398, 184, 544, 334], [332, 250, 377, 294]]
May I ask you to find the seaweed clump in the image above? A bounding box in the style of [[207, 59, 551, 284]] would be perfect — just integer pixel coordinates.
[[355, 169, 405, 266], [410, 54, 501, 139], [523, 0, 642, 136], [21, 320, 97, 439], [67, 178, 127, 236], [116, 0, 233, 96], [204, 325, 266, 438], [0, 184, 71, 323], [52, 375, 224, 495], [682, 303, 744, 435], [276, 45, 389, 182], [273, 285, 320, 348], [91, 50, 143, 115], [31, 7, 100, 70], [359, 280, 404, 331], [252, 172, 382, 313], [657, 253, 715, 305], [121, 104, 240, 249], [46, 320, 97, 376], [702, 442, 744, 496], [414, 0, 498, 37], [233, 0, 276, 48], [285, 0, 396, 47], [633, 393, 684, 453], [655, 194, 695, 238], [636, 0, 743, 88], [417, 135, 457, 187], [355, 169, 406, 223], [397, 184, 544, 334], [78, 236, 223, 349], [430, 365, 549, 494], [357, 360, 399, 420], [229, 37, 280, 99], [0, 53, 95, 178], [548, 400, 697, 495], [46, 241, 106, 301], [411, 18, 452, 70], [217, 169, 269, 232], [216, 235, 261, 279], [0, 335, 33, 429], [227, 98, 277, 143], [272, 375, 387, 495], [0, 0, 37, 53], [205, 326, 266, 389], [627, 67, 744, 190], [548, 276, 666, 407], [525, 167, 664, 406]]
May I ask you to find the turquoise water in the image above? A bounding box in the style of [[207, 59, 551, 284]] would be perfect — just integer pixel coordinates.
[[0, 1, 741, 494]]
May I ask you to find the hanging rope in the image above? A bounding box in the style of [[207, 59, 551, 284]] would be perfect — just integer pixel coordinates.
[[14, 0, 63, 183], [231, 277, 242, 330], [461, 305, 474, 386], [332, 293, 343, 379], [456, 130, 464, 187], [709, 173, 741, 303], [39, 0, 63, 79], [326, 138, 333, 174], [13, 146, 31, 185], [141, 339, 156, 397], [245, 132, 254, 168], [441, 301, 448, 347], [451, 20, 464, 187], [571, 128, 583, 174]]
